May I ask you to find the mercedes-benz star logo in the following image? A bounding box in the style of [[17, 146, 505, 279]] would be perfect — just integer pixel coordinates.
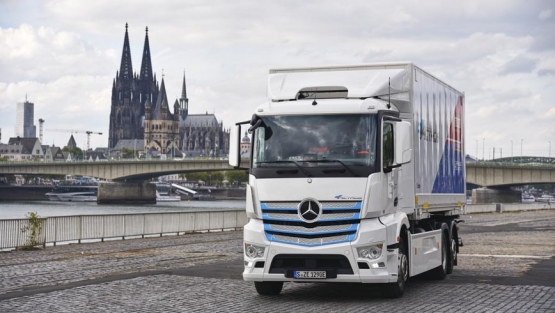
[[298, 199, 322, 223]]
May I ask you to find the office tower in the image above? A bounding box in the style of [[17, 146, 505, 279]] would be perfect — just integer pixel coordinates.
[[15, 99, 36, 138]]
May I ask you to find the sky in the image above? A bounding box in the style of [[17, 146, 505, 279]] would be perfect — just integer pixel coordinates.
[[0, 0, 554, 159]]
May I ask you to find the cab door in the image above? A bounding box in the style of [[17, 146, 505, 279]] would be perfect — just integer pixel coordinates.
[[382, 121, 398, 214]]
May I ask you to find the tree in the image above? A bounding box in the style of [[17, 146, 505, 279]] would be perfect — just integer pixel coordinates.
[[226, 170, 249, 184], [209, 171, 224, 185], [186, 172, 209, 183], [62, 146, 84, 159], [119, 148, 138, 158]]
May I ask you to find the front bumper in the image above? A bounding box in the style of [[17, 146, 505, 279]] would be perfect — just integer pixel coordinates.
[[243, 218, 399, 284]]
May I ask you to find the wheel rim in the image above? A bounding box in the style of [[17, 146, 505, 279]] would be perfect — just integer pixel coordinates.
[[451, 238, 457, 263], [399, 253, 408, 283], [442, 237, 447, 271]]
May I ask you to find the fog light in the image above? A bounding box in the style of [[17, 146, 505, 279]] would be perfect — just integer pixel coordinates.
[[245, 243, 265, 258], [357, 244, 383, 260], [371, 262, 386, 268]]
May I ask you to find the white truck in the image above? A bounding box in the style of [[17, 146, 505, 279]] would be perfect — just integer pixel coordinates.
[[228, 62, 465, 298]]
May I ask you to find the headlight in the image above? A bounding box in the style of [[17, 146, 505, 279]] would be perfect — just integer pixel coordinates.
[[357, 244, 383, 260], [245, 243, 265, 258]]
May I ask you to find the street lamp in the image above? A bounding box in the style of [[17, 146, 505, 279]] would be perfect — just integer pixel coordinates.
[[475, 139, 478, 160], [549, 141, 552, 158], [521, 139, 523, 158], [511, 140, 513, 163], [482, 138, 485, 160]]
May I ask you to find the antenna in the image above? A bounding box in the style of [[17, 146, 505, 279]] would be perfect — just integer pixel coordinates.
[[312, 91, 318, 106], [387, 77, 391, 109]]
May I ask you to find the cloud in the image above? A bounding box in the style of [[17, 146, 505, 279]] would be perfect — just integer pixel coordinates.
[[0, 24, 117, 83], [0, 76, 111, 148], [538, 69, 555, 76], [500, 55, 538, 75], [538, 9, 552, 20], [1, 0, 554, 157]]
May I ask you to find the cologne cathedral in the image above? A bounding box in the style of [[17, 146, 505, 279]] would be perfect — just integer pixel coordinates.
[[108, 24, 229, 157]]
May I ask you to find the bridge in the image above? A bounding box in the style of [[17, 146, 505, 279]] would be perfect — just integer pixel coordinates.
[[0, 159, 235, 181], [1, 158, 555, 186], [1, 157, 554, 204], [467, 162, 555, 187]]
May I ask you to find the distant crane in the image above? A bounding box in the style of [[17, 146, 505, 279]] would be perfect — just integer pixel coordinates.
[[45, 129, 103, 150], [38, 119, 45, 143]]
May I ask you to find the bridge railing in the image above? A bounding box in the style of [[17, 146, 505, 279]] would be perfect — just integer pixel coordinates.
[[0, 210, 248, 250]]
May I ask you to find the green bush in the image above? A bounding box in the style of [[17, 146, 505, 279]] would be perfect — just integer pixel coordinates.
[[20, 212, 45, 250]]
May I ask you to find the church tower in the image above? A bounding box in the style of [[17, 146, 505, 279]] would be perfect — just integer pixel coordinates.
[[109, 24, 159, 148], [144, 78, 180, 154], [109, 23, 141, 149], [138, 26, 159, 136], [179, 70, 189, 120]]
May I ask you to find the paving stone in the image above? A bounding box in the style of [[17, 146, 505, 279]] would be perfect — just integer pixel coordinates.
[[0, 211, 554, 311]]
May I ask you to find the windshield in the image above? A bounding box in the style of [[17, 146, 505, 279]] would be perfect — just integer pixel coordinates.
[[251, 114, 378, 177]]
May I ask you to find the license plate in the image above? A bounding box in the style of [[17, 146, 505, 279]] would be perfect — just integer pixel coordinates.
[[293, 271, 327, 279]]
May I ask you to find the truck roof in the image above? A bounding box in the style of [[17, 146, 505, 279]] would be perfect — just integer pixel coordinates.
[[267, 62, 463, 101]]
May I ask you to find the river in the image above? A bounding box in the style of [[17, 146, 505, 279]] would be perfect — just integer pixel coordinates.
[[0, 200, 246, 219]]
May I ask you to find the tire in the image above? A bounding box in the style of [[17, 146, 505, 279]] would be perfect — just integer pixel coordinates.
[[446, 232, 457, 274], [254, 281, 283, 296], [384, 236, 408, 298], [431, 231, 448, 280]]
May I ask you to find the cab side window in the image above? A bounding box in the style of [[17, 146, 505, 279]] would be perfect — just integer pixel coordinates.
[[383, 123, 394, 168]]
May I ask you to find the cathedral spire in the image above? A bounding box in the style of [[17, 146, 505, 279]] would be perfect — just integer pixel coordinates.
[[139, 26, 153, 82], [180, 70, 189, 118], [119, 23, 133, 81], [181, 70, 187, 99]]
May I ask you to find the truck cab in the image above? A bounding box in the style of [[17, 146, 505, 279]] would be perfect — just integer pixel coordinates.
[[229, 63, 464, 298]]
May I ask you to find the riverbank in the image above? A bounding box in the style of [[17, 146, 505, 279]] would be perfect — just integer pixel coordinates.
[[0, 185, 247, 201], [0, 185, 51, 201]]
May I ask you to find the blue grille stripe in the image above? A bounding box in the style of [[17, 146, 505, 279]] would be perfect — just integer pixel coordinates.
[[264, 223, 359, 236], [265, 233, 358, 247], [262, 212, 360, 223]]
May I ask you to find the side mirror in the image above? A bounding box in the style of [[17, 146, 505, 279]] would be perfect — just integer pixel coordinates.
[[395, 121, 412, 165], [229, 124, 241, 167]]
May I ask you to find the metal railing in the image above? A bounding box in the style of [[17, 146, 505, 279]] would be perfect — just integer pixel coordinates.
[[0, 210, 248, 250]]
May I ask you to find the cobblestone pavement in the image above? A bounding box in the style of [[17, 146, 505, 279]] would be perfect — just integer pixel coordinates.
[[0, 210, 554, 312]]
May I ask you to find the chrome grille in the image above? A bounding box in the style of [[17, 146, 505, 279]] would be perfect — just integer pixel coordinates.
[[266, 212, 356, 220], [264, 201, 357, 209], [264, 202, 299, 208], [269, 224, 352, 233], [262, 200, 361, 246], [273, 234, 349, 245], [265, 213, 299, 220]]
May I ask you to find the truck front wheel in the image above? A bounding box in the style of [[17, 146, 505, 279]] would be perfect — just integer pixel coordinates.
[[384, 237, 408, 298], [254, 281, 283, 296]]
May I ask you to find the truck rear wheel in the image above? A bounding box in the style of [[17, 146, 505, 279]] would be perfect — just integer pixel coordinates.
[[254, 281, 283, 296], [431, 231, 448, 280], [446, 234, 456, 274], [384, 237, 408, 298]]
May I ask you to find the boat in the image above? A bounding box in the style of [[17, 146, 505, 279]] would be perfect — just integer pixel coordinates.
[[156, 191, 181, 202], [46, 185, 98, 202], [522, 194, 535, 203], [536, 195, 554, 203], [154, 182, 181, 202]]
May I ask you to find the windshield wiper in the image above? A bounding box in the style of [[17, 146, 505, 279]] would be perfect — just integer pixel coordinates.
[[300, 159, 358, 177], [256, 161, 312, 177]]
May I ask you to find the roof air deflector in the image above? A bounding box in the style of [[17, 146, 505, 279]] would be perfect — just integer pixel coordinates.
[[296, 86, 348, 100]]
